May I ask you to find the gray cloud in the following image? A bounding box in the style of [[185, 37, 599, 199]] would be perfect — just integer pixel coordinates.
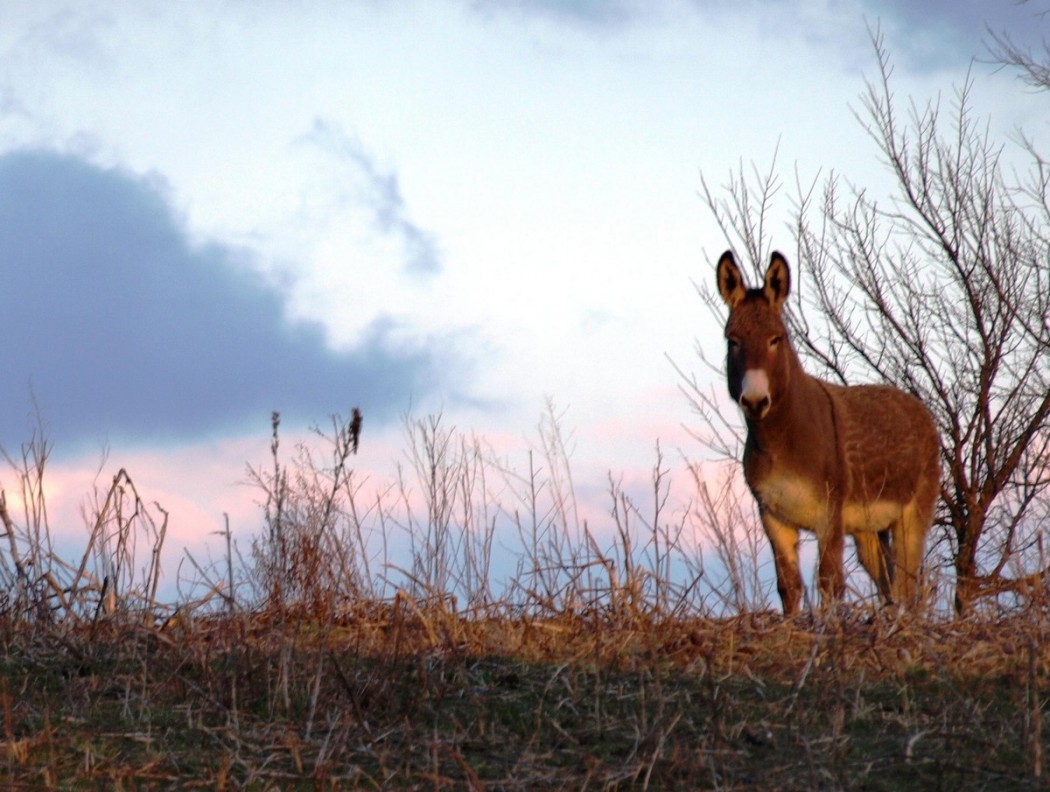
[[303, 119, 442, 276], [474, 0, 1050, 74], [746, 0, 1050, 72], [470, 0, 639, 30], [0, 150, 443, 451], [852, 0, 1047, 70]]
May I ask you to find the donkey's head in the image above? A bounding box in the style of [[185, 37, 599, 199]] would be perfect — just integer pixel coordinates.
[[716, 250, 793, 422]]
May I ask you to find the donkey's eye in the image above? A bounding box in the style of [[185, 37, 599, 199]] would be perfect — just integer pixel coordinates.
[[727, 338, 740, 352], [770, 336, 782, 348]]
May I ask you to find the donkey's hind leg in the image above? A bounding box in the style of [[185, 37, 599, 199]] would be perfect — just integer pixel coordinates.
[[854, 530, 893, 605], [891, 498, 930, 608]]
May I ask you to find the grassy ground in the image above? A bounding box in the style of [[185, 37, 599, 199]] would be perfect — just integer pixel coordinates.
[[1, 413, 1045, 788], [1, 603, 1046, 790]]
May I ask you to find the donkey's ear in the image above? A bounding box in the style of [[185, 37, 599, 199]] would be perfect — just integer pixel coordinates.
[[716, 250, 747, 309], [763, 252, 791, 308]]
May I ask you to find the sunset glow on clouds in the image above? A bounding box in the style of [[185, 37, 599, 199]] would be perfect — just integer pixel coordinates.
[[0, 1, 1044, 600]]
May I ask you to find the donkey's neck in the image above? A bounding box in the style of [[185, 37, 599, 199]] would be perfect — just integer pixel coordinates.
[[745, 350, 834, 455]]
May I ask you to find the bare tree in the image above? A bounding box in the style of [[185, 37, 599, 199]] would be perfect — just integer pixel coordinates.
[[694, 34, 1050, 613], [987, 3, 1050, 91]]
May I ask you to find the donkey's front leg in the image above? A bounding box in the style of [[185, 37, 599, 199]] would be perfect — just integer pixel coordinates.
[[816, 523, 846, 607], [761, 509, 802, 615]]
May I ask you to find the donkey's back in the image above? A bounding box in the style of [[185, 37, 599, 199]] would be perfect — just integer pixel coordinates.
[[829, 382, 940, 516], [827, 380, 944, 533]]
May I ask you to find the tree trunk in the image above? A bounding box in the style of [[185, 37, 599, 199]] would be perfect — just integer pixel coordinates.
[[953, 512, 983, 614]]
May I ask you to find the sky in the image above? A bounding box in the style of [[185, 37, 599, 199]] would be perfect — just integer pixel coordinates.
[[0, 0, 1045, 603]]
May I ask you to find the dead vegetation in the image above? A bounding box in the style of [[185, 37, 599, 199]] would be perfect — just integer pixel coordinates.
[[0, 602, 1047, 789], [0, 409, 1046, 789]]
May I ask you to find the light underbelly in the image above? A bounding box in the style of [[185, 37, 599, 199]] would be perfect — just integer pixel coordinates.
[[841, 500, 902, 532], [755, 474, 902, 534]]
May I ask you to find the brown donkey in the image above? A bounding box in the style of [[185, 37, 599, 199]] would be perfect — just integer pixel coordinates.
[[716, 250, 940, 614]]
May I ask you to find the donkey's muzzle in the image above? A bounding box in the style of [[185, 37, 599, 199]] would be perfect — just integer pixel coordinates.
[[739, 369, 772, 420]]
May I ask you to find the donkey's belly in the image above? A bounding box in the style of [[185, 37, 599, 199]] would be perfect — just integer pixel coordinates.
[[754, 474, 830, 530], [755, 473, 902, 534], [841, 500, 903, 532]]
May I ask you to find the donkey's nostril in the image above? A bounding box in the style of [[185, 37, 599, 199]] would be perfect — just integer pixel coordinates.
[[740, 393, 771, 419]]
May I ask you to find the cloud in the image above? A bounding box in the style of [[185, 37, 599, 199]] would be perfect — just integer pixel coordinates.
[[472, 0, 1048, 75], [0, 150, 443, 451], [299, 119, 442, 276], [470, 0, 641, 31], [854, 0, 1049, 70]]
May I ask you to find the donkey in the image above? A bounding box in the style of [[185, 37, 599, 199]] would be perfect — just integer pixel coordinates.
[[716, 250, 940, 614]]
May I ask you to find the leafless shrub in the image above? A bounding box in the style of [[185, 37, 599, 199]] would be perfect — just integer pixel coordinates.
[[247, 410, 372, 618], [391, 412, 499, 609], [687, 461, 773, 614], [0, 428, 169, 632]]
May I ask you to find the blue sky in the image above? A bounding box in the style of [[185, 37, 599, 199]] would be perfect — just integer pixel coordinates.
[[0, 1, 1045, 590]]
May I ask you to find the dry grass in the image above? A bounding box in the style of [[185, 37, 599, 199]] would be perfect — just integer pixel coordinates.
[[0, 604, 1047, 789], [0, 410, 1047, 789]]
